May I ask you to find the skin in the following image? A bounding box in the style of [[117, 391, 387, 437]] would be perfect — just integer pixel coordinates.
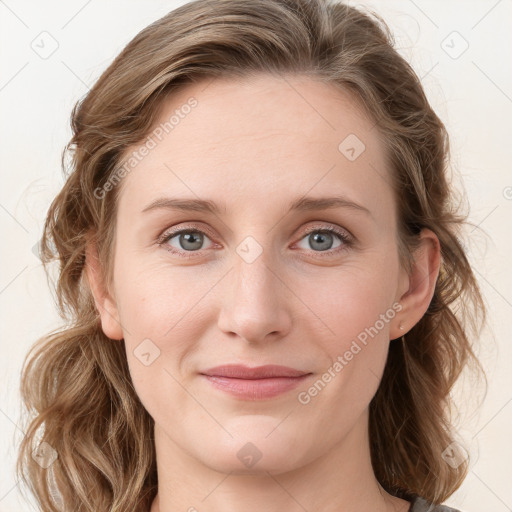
[[86, 73, 441, 512]]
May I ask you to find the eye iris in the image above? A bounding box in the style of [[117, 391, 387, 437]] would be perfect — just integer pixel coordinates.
[[180, 232, 203, 251], [310, 231, 334, 251], [166, 228, 343, 254]]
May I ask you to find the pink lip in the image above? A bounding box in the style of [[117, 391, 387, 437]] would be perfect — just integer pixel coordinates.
[[200, 364, 312, 400]]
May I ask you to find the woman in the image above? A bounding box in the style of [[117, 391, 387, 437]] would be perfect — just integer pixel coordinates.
[[17, 1, 486, 511]]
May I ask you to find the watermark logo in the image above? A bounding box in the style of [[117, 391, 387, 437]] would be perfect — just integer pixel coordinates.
[[30, 31, 59, 60], [134, 338, 161, 366], [441, 31, 469, 60], [441, 441, 469, 468], [338, 133, 366, 161], [237, 442, 263, 468], [236, 236, 264, 264], [32, 441, 58, 468]]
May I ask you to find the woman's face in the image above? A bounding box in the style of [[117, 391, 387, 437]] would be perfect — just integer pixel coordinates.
[[93, 74, 416, 473]]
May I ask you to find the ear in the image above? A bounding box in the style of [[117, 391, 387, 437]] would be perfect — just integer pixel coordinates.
[[84, 240, 124, 340], [390, 228, 441, 340]]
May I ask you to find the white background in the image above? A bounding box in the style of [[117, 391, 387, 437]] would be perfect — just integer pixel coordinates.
[[0, 1, 511, 510]]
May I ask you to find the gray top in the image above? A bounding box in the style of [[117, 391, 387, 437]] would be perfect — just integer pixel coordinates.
[[409, 496, 461, 512]]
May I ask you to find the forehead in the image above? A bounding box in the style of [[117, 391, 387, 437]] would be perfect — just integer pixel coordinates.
[[117, 73, 394, 222]]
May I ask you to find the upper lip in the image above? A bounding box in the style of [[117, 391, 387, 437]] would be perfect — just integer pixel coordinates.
[[201, 364, 310, 379]]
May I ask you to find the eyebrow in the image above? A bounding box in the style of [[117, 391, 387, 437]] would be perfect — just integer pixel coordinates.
[[141, 195, 372, 217]]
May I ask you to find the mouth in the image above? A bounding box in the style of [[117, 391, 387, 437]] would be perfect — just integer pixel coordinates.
[[200, 364, 313, 400]]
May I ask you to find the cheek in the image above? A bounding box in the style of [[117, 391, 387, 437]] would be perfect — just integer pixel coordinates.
[[302, 261, 399, 399], [295, 272, 397, 421], [310, 265, 397, 340], [112, 261, 212, 385], [113, 266, 199, 419], [113, 259, 193, 337]]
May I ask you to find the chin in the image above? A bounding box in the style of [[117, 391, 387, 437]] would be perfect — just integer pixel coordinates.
[[191, 416, 310, 474]]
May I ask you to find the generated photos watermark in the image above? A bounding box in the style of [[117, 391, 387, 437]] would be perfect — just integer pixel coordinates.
[[297, 301, 403, 405], [93, 96, 198, 200]]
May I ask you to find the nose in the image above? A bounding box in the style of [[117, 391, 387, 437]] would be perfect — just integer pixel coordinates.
[[217, 249, 293, 344]]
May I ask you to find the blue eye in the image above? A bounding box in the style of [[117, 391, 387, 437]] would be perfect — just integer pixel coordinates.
[[296, 227, 351, 252], [159, 229, 213, 256], [157, 224, 352, 259]]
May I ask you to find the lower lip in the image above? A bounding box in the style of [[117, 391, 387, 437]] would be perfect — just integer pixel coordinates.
[[202, 374, 312, 400]]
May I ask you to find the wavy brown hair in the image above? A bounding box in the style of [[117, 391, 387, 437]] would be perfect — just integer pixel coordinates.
[[17, 0, 487, 510]]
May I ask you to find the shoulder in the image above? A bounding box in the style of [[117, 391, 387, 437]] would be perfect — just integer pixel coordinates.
[[410, 496, 462, 512]]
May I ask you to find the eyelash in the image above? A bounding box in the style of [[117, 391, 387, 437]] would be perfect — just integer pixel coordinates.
[[156, 224, 353, 259]]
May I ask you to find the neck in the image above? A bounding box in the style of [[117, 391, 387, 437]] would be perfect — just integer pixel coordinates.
[[149, 409, 410, 512]]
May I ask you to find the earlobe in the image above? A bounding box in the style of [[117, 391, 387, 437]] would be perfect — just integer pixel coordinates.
[[392, 228, 441, 339], [84, 241, 124, 341]]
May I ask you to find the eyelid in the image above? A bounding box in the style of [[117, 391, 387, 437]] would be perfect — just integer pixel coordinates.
[[157, 221, 354, 257], [290, 224, 353, 253], [156, 222, 216, 244], [299, 222, 353, 240]]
